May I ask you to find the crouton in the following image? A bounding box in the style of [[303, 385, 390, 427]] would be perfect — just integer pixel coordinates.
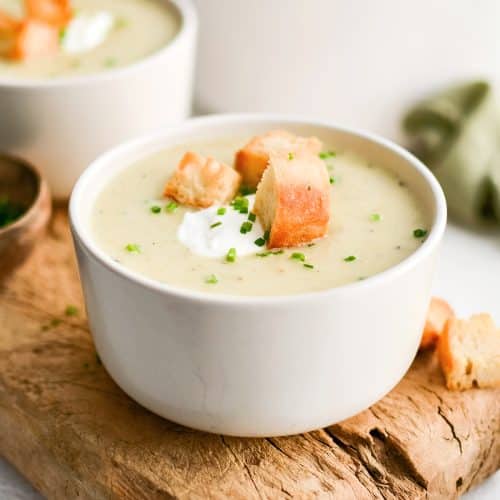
[[234, 130, 323, 189], [420, 298, 455, 350], [253, 150, 330, 248], [25, 0, 72, 28], [11, 19, 59, 60], [438, 314, 500, 390], [0, 11, 19, 57], [164, 152, 241, 208]]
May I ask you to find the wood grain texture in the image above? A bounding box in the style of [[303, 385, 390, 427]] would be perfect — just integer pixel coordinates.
[[0, 208, 498, 500]]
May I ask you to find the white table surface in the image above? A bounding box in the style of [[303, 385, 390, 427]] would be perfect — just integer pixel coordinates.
[[0, 220, 498, 498]]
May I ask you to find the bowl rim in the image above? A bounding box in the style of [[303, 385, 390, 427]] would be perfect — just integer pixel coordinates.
[[0, 0, 197, 89], [69, 113, 447, 306]]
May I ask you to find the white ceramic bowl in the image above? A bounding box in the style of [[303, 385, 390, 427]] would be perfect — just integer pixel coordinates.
[[0, 0, 197, 200], [70, 114, 447, 437], [194, 0, 500, 142]]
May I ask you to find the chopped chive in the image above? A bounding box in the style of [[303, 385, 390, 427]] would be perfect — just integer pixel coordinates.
[[150, 205, 161, 214], [263, 229, 270, 242], [307, 243, 315, 247], [210, 221, 222, 229], [125, 243, 141, 253], [217, 207, 226, 215], [413, 228, 428, 238], [59, 27, 66, 43], [290, 252, 305, 262], [329, 176, 335, 184], [226, 247, 237, 263], [288, 152, 295, 160], [319, 151, 336, 159], [231, 196, 249, 213], [344, 255, 356, 262], [50, 318, 61, 327], [256, 249, 284, 257], [64, 305, 79, 317], [104, 57, 117, 68], [304, 263, 314, 269], [115, 17, 128, 29], [358, 276, 366, 281], [254, 237, 266, 247], [248, 212, 256, 222], [370, 213, 381, 221], [239, 185, 256, 196], [240, 221, 253, 234], [205, 274, 218, 284], [165, 201, 178, 213]]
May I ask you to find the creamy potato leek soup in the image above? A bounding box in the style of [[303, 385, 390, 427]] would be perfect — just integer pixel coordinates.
[[0, 0, 179, 78], [91, 132, 431, 296]]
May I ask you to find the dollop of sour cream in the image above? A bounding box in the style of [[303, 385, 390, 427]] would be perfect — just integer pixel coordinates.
[[178, 195, 265, 258], [62, 12, 115, 55]]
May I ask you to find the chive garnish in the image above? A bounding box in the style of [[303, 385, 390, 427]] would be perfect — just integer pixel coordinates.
[[290, 252, 305, 262], [104, 57, 117, 68], [165, 201, 178, 213], [307, 243, 315, 247], [65, 305, 79, 317], [150, 205, 161, 214], [256, 251, 270, 257], [217, 207, 226, 215], [210, 221, 222, 229], [231, 196, 249, 213], [248, 212, 256, 222], [304, 263, 314, 269], [115, 17, 128, 29], [329, 176, 335, 184], [239, 186, 256, 196], [263, 229, 270, 242], [370, 213, 381, 221], [319, 151, 336, 159], [344, 255, 356, 262], [240, 221, 253, 234], [413, 228, 428, 238], [0, 196, 25, 228], [254, 237, 266, 247], [125, 243, 141, 253], [226, 247, 237, 263], [256, 250, 284, 257], [205, 274, 218, 284], [288, 152, 295, 160], [59, 27, 66, 43]]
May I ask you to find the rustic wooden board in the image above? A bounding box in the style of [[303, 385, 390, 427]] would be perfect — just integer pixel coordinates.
[[0, 208, 498, 499]]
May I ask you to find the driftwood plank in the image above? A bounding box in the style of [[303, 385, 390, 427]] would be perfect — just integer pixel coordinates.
[[0, 208, 498, 499]]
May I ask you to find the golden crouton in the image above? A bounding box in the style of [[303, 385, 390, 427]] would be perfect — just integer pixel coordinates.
[[438, 314, 500, 390], [0, 11, 19, 57], [420, 298, 455, 350], [25, 0, 72, 28], [11, 19, 59, 60], [253, 150, 330, 248], [234, 130, 322, 189], [164, 152, 241, 208]]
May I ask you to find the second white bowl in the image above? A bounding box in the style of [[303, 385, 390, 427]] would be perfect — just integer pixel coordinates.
[[0, 0, 197, 199]]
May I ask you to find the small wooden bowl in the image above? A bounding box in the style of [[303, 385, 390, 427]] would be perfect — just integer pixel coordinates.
[[0, 154, 51, 279]]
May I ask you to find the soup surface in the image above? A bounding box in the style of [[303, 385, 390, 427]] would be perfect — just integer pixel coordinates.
[[91, 137, 430, 296], [0, 0, 179, 78]]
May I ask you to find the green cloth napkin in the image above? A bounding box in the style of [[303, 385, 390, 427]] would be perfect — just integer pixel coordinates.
[[403, 80, 500, 225]]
